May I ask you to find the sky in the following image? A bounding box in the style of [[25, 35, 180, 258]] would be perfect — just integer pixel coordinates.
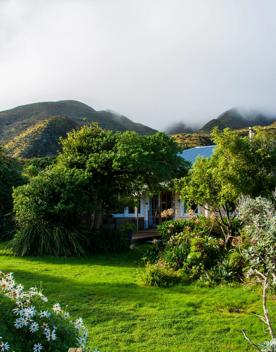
[[1, 0, 276, 129]]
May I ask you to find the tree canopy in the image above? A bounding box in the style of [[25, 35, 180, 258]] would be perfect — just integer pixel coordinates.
[[0, 146, 24, 216], [13, 124, 189, 237], [58, 124, 188, 214], [180, 128, 276, 242]]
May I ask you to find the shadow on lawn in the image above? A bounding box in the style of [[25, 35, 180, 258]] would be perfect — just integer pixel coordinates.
[[3, 268, 195, 324], [0, 242, 149, 269]]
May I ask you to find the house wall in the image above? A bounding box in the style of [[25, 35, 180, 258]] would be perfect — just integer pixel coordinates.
[[112, 192, 209, 230]]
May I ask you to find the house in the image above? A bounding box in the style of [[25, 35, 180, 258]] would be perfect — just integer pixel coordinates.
[[112, 145, 216, 230]]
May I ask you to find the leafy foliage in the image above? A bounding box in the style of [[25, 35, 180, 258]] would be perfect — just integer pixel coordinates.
[[0, 147, 24, 214], [58, 124, 188, 223], [89, 224, 134, 253], [0, 271, 90, 352], [23, 156, 56, 178], [157, 216, 221, 242], [0, 146, 24, 238], [238, 196, 276, 351], [12, 124, 186, 255], [140, 262, 182, 287], [142, 217, 230, 285], [12, 166, 94, 256], [180, 128, 276, 244]]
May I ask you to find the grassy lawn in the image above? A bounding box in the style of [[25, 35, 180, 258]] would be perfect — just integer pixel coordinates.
[[0, 244, 275, 352]]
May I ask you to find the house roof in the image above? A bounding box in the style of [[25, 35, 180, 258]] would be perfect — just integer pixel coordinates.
[[180, 145, 216, 163]]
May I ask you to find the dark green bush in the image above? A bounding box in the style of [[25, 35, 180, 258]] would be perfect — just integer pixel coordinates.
[[12, 166, 94, 256], [158, 219, 190, 240], [89, 223, 134, 253], [158, 220, 222, 273], [187, 236, 221, 269], [161, 232, 190, 270], [142, 217, 244, 286], [12, 222, 87, 256], [140, 262, 182, 287]]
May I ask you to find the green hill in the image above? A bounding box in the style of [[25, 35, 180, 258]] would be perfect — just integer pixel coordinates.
[[5, 116, 80, 158], [0, 100, 157, 158], [0, 100, 156, 144], [201, 108, 275, 132]]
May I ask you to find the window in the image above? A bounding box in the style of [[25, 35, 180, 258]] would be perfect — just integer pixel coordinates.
[[161, 191, 172, 211]]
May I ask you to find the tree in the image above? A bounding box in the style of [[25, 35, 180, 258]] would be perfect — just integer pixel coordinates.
[[180, 128, 276, 245], [58, 124, 188, 228], [0, 146, 24, 236], [238, 196, 276, 351]]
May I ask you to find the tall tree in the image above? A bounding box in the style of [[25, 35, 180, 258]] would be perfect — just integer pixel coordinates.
[[180, 128, 276, 245], [58, 124, 188, 227]]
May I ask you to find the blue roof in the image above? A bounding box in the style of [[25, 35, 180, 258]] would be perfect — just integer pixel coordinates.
[[180, 145, 216, 163]]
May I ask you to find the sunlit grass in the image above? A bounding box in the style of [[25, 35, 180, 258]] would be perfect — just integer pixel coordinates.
[[0, 243, 275, 351]]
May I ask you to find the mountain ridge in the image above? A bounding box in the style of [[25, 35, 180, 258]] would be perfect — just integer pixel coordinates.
[[0, 100, 156, 144], [200, 108, 276, 132]]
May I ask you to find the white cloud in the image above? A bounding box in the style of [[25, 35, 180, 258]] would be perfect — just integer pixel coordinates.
[[1, 0, 276, 129]]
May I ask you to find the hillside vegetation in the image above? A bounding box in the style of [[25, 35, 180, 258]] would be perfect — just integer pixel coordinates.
[[200, 107, 276, 131], [5, 116, 79, 158], [2, 101, 276, 158], [173, 121, 276, 149], [0, 100, 156, 158]]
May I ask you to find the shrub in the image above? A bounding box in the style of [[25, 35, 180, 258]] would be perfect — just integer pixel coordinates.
[[140, 262, 182, 287], [161, 231, 191, 270], [0, 271, 90, 352], [143, 217, 234, 285], [0, 147, 25, 239], [199, 253, 244, 287], [187, 236, 221, 268], [157, 216, 221, 242], [157, 219, 190, 241], [12, 223, 87, 257], [237, 196, 276, 350], [89, 223, 134, 253], [160, 230, 221, 274], [12, 166, 94, 256], [143, 216, 246, 286]]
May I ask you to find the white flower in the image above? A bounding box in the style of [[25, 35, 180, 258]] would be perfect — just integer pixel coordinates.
[[0, 341, 10, 351], [52, 303, 62, 314], [14, 317, 28, 329], [74, 318, 84, 330], [51, 327, 57, 341], [22, 306, 36, 319], [63, 311, 70, 319], [43, 326, 51, 341], [30, 322, 39, 333], [39, 310, 51, 319], [33, 343, 43, 352]]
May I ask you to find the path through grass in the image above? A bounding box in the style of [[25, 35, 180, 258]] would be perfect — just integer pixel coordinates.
[[0, 244, 275, 351]]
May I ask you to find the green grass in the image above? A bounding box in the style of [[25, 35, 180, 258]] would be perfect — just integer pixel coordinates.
[[0, 244, 275, 351]]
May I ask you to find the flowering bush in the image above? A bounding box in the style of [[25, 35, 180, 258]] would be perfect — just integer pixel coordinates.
[[0, 271, 90, 352], [160, 208, 174, 219], [143, 216, 245, 286]]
